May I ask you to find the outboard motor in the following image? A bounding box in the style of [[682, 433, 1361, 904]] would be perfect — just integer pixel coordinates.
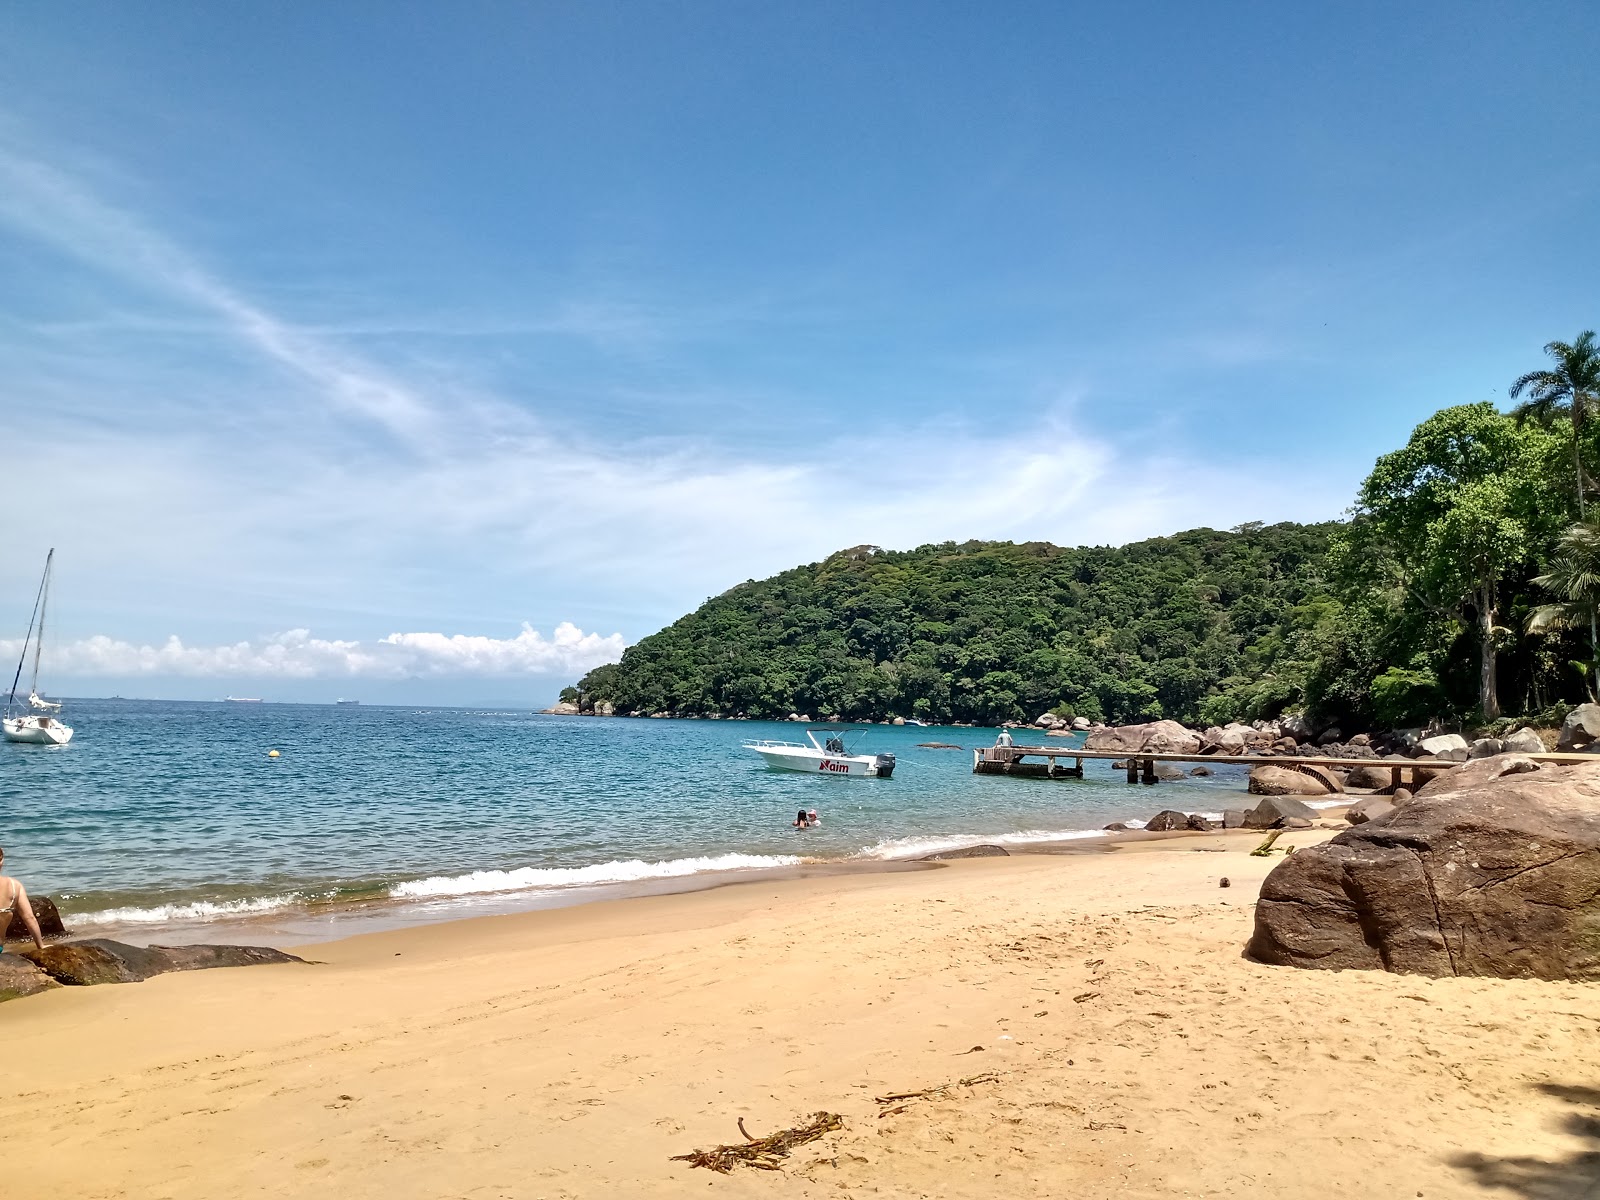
[[874, 752, 897, 779]]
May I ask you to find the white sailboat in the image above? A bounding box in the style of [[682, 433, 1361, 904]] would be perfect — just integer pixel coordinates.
[[4, 549, 74, 746]]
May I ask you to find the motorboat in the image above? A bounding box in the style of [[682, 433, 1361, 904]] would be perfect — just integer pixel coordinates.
[[4, 549, 74, 746], [745, 725, 896, 778]]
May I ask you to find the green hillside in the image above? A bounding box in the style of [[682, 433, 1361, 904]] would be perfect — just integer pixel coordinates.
[[572, 523, 1341, 726]]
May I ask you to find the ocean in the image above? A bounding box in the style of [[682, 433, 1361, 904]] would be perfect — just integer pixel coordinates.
[[0, 699, 1256, 943]]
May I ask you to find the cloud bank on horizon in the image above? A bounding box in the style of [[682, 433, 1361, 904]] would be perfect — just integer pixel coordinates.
[[0, 623, 626, 682]]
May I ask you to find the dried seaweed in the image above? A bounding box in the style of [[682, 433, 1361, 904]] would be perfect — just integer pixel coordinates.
[[670, 1111, 843, 1173]]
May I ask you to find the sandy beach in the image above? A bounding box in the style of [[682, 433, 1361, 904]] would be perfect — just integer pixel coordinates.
[[5, 829, 1598, 1199]]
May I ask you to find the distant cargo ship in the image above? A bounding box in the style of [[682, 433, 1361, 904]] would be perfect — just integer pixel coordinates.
[[336, 699, 360, 706], [224, 696, 263, 703]]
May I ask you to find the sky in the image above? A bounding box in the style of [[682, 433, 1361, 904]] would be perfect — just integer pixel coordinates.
[[1, 1, 1596, 705]]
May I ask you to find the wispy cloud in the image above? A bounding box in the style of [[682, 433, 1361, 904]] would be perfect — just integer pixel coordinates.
[[1, 623, 625, 681], [0, 119, 1350, 663]]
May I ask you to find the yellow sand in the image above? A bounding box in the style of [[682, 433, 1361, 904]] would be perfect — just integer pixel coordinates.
[[5, 830, 1599, 1198]]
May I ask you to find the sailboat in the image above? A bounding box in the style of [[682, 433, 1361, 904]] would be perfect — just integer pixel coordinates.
[[3, 549, 74, 745]]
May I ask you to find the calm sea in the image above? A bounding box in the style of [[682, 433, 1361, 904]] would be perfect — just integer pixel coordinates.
[[0, 700, 1254, 943]]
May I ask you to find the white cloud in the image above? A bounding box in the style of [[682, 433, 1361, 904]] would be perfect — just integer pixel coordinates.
[[0, 623, 625, 681]]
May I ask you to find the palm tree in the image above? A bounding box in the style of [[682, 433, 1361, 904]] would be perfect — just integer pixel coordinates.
[[1528, 518, 1600, 698], [1509, 330, 1600, 515]]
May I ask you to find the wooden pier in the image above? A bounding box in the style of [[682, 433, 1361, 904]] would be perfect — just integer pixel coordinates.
[[972, 744, 1587, 791]]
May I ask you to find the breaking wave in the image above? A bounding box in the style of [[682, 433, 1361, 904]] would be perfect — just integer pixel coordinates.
[[858, 828, 1109, 860], [388, 852, 805, 899], [73, 893, 306, 926]]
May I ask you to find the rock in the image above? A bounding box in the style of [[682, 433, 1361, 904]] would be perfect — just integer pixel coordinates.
[[1501, 727, 1546, 754], [1243, 794, 1318, 829], [1111, 760, 1128, 770], [1143, 810, 1193, 832], [1558, 704, 1600, 751], [1273, 737, 1299, 752], [891, 716, 906, 726], [1414, 753, 1538, 798], [1346, 796, 1396, 825], [1393, 787, 1413, 803], [1248, 761, 1600, 979], [1103, 822, 1130, 832], [1219, 877, 1231, 888], [1280, 713, 1313, 739], [1045, 727, 1076, 737], [1277, 816, 1315, 830], [1084, 720, 1201, 756], [1189, 765, 1213, 777], [0, 951, 58, 1001], [541, 701, 580, 715], [1296, 764, 1346, 794], [1316, 727, 1345, 746], [1186, 813, 1214, 832], [1071, 717, 1091, 730], [1222, 809, 1249, 829], [4, 894, 66, 942], [22, 939, 171, 984], [917, 742, 964, 749], [592, 700, 615, 717], [1033, 712, 1061, 729], [19, 939, 306, 987], [150, 944, 307, 972], [1468, 738, 1505, 759], [1418, 733, 1470, 762], [920, 844, 1010, 861], [1202, 724, 1250, 754], [1153, 763, 1186, 781], [1348, 733, 1371, 747], [1345, 764, 1393, 791], [1248, 765, 1330, 797]]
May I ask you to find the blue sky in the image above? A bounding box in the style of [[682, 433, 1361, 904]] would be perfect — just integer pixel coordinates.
[[1, 2, 1596, 703]]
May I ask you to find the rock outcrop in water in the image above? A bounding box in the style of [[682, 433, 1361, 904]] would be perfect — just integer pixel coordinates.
[[1249, 758, 1600, 979]]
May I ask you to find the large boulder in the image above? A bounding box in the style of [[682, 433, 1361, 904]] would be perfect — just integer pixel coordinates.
[[541, 702, 581, 715], [1084, 720, 1202, 756], [1501, 727, 1546, 754], [1558, 704, 1600, 751], [1279, 713, 1314, 740], [1297, 764, 1346, 794], [1248, 765, 1330, 797], [1071, 716, 1091, 731], [1242, 794, 1319, 829], [1033, 712, 1061, 729], [4, 894, 66, 942], [1418, 733, 1470, 762], [1413, 752, 1540, 797], [1468, 738, 1505, 759], [0, 952, 58, 1001], [1248, 760, 1600, 979]]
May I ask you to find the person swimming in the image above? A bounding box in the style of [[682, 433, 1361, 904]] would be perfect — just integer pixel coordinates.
[[807, 809, 820, 827], [794, 808, 809, 829]]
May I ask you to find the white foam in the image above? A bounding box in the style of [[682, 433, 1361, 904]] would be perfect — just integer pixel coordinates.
[[73, 893, 303, 926], [388, 852, 804, 899], [859, 828, 1109, 860]]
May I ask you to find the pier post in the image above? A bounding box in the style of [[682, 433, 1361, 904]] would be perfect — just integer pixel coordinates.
[[1126, 758, 1139, 784], [1389, 765, 1403, 794], [1141, 756, 1158, 785]]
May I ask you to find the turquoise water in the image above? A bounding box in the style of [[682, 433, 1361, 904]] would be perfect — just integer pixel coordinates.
[[0, 700, 1254, 939]]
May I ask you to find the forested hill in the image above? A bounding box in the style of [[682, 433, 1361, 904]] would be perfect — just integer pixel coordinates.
[[572, 523, 1341, 727]]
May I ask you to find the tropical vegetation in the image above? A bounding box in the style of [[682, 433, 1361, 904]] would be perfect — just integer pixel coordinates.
[[569, 330, 1600, 730]]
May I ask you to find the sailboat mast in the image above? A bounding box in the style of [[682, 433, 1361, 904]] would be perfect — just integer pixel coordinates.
[[7, 550, 49, 708], [31, 548, 53, 698]]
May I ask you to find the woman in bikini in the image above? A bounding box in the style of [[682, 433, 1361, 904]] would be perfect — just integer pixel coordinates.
[[0, 845, 48, 952]]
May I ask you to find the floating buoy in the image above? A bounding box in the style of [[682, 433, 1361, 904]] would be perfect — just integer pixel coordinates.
[[267, 749, 281, 758]]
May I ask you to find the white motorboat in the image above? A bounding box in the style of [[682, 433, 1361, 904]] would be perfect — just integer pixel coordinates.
[[4, 549, 73, 746], [745, 726, 896, 778]]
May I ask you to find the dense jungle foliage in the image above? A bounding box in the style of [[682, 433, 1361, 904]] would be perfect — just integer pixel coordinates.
[[572, 333, 1600, 729]]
